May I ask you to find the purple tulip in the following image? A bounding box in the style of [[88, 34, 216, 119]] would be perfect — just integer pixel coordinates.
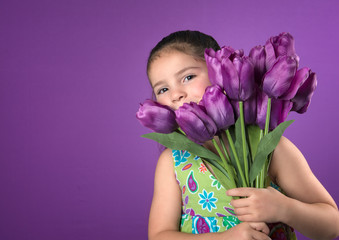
[[279, 67, 310, 100], [206, 46, 235, 60], [291, 71, 317, 113], [256, 91, 292, 130], [204, 46, 235, 87], [200, 85, 235, 130], [175, 102, 217, 144], [269, 99, 293, 130], [256, 90, 269, 130], [136, 99, 178, 133], [265, 32, 300, 70], [249, 45, 266, 85], [231, 92, 257, 125], [262, 56, 298, 99], [221, 54, 256, 101]]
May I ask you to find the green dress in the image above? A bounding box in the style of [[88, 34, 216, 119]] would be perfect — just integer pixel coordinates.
[[172, 149, 297, 239]]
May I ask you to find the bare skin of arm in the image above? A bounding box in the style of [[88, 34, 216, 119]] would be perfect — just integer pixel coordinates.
[[227, 136, 339, 240], [148, 148, 271, 240]]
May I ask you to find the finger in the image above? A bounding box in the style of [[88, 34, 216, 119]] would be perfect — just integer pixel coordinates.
[[249, 222, 270, 235], [252, 229, 271, 240], [230, 198, 250, 208], [252, 231, 271, 240], [227, 187, 256, 197], [233, 206, 252, 216], [237, 214, 255, 222]]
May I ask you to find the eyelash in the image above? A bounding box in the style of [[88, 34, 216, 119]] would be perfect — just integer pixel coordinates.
[[157, 88, 168, 95], [184, 74, 196, 82], [156, 74, 196, 95]]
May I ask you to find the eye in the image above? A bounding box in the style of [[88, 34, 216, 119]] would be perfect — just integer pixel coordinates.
[[157, 87, 168, 95], [184, 75, 196, 82]]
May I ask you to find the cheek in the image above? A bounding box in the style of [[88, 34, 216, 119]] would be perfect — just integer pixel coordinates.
[[156, 97, 168, 106], [194, 81, 211, 98]]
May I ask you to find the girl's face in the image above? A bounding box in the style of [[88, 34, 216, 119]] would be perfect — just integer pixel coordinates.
[[148, 50, 211, 110]]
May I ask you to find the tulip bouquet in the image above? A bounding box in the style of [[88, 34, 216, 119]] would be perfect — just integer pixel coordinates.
[[137, 32, 317, 190]]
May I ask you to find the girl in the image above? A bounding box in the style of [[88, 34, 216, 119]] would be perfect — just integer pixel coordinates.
[[146, 30, 339, 240]]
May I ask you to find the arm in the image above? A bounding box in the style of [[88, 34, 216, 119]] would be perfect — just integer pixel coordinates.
[[148, 148, 271, 240], [227, 136, 339, 240], [271, 136, 339, 239]]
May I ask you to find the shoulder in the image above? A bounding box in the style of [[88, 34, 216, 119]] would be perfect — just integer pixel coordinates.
[[156, 148, 173, 169], [159, 148, 173, 160], [269, 136, 312, 197], [154, 148, 175, 183], [269, 136, 308, 181]]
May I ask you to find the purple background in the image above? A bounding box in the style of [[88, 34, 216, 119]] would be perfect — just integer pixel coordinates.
[[1, 0, 338, 239]]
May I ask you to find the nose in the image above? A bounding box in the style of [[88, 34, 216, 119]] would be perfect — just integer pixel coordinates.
[[171, 88, 187, 103]]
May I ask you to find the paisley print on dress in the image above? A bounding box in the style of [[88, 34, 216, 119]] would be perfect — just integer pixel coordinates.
[[172, 150, 296, 239], [187, 170, 198, 194]]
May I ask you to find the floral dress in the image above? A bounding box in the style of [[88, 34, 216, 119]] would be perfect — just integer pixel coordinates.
[[172, 149, 297, 240]]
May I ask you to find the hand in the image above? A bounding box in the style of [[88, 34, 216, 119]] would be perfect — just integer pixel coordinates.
[[221, 222, 271, 240], [227, 187, 288, 223]]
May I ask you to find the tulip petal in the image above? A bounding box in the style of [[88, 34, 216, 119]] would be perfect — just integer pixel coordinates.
[[205, 48, 216, 58], [238, 56, 255, 101], [136, 99, 178, 133], [280, 67, 310, 100], [255, 90, 269, 130], [244, 93, 257, 125], [269, 99, 293, 130], [221, 58, 240, 100], [176, 110, 207, 143], [205, 52, 224, 88], [249, 45, 266, 85], [273, 33, 292, 56], [265, 32, 300, 70], [175, 102, 217, 144], [291, 71, 317, 113], [202, 85, 235, 130], [273, 33, 299, 64], [263, 56, 297, 98], [264, 39, 276, 71], [215, 46, 234, 60], [231, 93, 257, 125]]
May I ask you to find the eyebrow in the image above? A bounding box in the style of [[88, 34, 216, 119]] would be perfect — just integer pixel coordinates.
[[152, 66, 200, 90]]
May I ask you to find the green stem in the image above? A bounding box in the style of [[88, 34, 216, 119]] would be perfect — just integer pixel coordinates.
[[239, 101, 249, 186], [212, 139, 236, 183], [255, 129, 264, 188], [264, 98, 272, 136], [218, 135, 231, 163], [177, 128, 186, 135], [259, 165, 266, 188], [259, 98, 272, 188], [225, 129, 247, 187], [219, 136, 237, 186], [212, 139, 227, 167], [207, 140, 237, 189]]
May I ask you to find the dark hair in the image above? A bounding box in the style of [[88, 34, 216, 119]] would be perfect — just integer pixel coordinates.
[[147, 30, 221, 76]]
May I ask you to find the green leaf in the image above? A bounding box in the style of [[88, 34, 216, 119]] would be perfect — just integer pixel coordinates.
[[142, 132, 221, 163], [249, 120, 294, 183], [203, 158, 233, 190], [234, 118, 248, 186], [234, 118, 243, 168], [247, 125, 262, 161], [142, 131, 238, 189]]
